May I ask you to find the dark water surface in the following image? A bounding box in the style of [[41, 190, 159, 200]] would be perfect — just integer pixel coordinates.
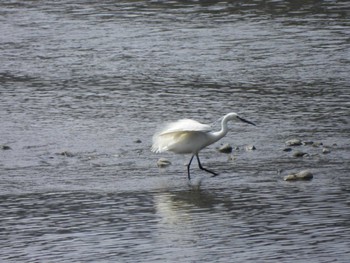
[[1, 0, 350, 262]]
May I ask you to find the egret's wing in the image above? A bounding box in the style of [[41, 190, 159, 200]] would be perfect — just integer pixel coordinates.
[[151, 131, 189, 153], [158, 119, 211, 135], [151, 119, 211, 153]]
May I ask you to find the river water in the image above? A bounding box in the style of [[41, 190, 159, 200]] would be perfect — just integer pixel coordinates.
[[1, 0, 350, 262]]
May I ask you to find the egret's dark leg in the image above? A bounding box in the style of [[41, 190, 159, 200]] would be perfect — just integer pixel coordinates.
[[196, 154, 218, 177], [187, 154, 195, 180]]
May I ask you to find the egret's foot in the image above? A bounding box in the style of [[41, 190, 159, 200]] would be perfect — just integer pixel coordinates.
[[200, 167, 218, 177], [187, 177, 203, 190], [187, 179, 192, 187]]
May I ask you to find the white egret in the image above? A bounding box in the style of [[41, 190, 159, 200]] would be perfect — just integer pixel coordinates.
[[151, 112, 256, 180]]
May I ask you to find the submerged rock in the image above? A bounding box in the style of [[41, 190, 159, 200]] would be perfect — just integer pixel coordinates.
[[302, 141, 314, 146], [228, 155, 236, 161], [157, 158, 171, 168], [285, 139, 302, 146], [312, 142, 323, 147], [284, 170, 313, 181], [283, 148, 292, 152], [57, 151, 75, 157], [217, 143, 233, 154]]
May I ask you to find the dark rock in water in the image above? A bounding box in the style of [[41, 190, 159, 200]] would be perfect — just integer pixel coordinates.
[[217, 143, 233, 154], [322, 147, 331, 154], [157, 158, 171, 168], [1, 145, 11, 150], [284, 170, 313, 181], [293, 151, 308, 157], [283, 148, 292, 152], [245, 145, 256, 151], [285, 139, 302, 146], [134, 139, 142, 143]]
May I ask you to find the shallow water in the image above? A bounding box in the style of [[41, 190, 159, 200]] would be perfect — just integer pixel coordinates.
[[1, 0, 350, 262]]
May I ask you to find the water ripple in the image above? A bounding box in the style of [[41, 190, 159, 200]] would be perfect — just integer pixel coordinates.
[[1, 0, 349, 262]]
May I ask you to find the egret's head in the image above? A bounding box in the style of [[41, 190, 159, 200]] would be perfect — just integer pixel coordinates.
[[224, 112, 256, 126]]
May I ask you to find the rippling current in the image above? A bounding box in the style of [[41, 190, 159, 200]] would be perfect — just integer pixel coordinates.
[[1, 0, 350, 262]]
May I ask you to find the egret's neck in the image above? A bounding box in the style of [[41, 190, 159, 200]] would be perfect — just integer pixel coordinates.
[[211, 117, 230, 143]]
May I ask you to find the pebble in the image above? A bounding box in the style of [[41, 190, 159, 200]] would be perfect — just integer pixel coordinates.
[[293, 151, 308, 157], [285, 139, 302, 146], [245, 145, 256, 151], [157, 158, 171, 168], [322, 147, 331, 154], [217, 143, 233, 154], [284, 170, 313, 181]]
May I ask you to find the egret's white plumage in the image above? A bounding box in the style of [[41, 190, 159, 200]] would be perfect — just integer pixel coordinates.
[[152, 119, 211, 154], [160, 119, 211, 134], [152, 112, 256, 180]]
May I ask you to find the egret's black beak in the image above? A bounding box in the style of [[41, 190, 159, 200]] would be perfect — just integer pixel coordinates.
[[238, 116, 256, 126]]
